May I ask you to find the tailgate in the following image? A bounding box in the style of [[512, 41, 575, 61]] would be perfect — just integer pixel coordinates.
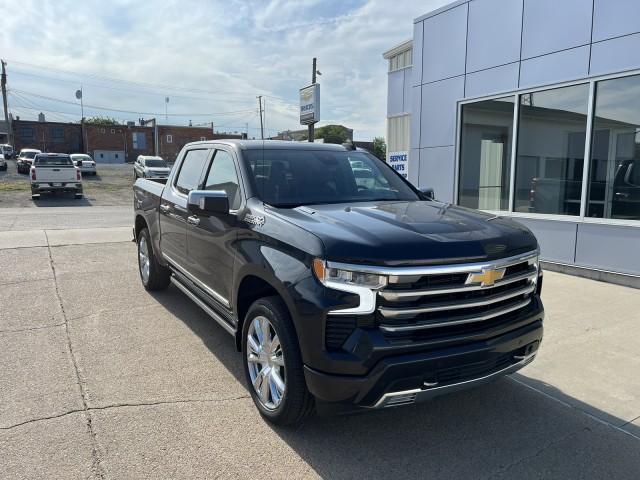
[[35, 166, 78, 183]]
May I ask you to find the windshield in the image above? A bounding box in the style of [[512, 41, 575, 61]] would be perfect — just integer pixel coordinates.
[[146, 159, 167, 168], [242, 149, 420, 207], [34, 155, 73, 166], [71, 155, 92, 161], [23, 151, 38, 159]]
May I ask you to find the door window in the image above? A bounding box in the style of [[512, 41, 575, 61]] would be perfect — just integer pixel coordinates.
[[175, 149, 209, 195], [204, 150, 241, 209]]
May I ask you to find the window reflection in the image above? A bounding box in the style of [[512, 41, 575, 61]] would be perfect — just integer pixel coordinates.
[[459, 97, 514, 210], [515, 84, 590, 215], [587, 75, 640, 220]]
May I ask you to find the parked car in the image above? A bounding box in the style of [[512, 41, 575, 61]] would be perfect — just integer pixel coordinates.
[[0, 144, 14, 159], [30, 153, 83, 199], [134, 155, 171, 180], [70, 153, 97, 175], [133, 140, 544, 425], [0, 154, 6, 171], [17, 148, 42, 174]]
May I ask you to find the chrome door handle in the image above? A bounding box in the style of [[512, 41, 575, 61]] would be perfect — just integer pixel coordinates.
[[187, 215, 200, 225], [159, 204, 171, 213]]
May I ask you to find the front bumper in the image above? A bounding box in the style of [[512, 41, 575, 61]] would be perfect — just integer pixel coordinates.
[[304, 318, 543, 409]]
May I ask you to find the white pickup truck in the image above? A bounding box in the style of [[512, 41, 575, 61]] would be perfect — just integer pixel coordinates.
[[30, 153, 83, 199]]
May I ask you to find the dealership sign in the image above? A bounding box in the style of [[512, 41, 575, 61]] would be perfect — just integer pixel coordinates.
[[388, 151, 408, 178], [300, 84, 320, 125]]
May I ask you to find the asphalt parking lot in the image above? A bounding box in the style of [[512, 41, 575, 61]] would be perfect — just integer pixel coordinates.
[[0, 161, 133, 208], [1, 206, 639, 479]]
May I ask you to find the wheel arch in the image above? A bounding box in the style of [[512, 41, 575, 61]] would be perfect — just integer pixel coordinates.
[[234, 271, 299, 352]]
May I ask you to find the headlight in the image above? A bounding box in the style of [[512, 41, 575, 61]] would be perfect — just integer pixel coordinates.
[[313, 259, 387, 315]]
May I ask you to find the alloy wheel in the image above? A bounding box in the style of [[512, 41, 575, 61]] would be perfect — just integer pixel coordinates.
[[246, 316, 286, 410], [138, 236, 150, 284]]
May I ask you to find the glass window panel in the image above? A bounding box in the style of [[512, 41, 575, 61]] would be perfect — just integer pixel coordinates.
[[204, 150, 241, 209], [587, 75, 640, 220], [515, 84, 590, 215], [459, 96, 514, 210], [175, 149, 209, 194]]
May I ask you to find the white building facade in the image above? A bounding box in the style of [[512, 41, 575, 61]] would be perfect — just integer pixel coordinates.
[[385, 0, 640, 283]]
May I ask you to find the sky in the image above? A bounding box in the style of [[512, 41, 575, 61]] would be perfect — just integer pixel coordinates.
[[0, 0, 451, 140]]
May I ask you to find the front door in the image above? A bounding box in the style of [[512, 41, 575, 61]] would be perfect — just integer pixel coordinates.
[[159, 148, 211, 266], [186, 148, 243, 311]]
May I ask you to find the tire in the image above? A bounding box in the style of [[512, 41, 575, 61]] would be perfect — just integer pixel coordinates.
[[137, 227, 170, 291], [242, 296, 314, 425]]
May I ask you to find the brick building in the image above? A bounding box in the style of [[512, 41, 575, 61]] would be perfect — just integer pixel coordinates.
[[12, 119, 244, 163], [12, 119, 82, 154]]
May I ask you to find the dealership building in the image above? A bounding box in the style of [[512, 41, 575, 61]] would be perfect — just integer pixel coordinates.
[[385, 0, 640, 284]]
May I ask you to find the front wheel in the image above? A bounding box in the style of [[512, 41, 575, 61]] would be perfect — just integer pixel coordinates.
[[137, 227, 170, 291], [242, 296, 314, 425]]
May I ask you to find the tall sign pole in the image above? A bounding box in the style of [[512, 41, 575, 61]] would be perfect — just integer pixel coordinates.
[[300, 58, 320, 142], [308, 58, 317, 142], [257, 95, 264, 140], [1, 60, 12, 146]]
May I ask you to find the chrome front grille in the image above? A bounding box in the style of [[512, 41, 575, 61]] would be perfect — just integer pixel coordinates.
[[376, 252, 539, 334]]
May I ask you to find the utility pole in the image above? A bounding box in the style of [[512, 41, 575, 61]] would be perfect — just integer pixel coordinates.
[[165, 97, 169, 123], [76, 87, 85, 152], [257, 95, 264, 140], [1, 60, 12, 146]]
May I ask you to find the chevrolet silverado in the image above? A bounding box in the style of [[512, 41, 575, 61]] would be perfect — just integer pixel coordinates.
[[132, 140, 544, 425]]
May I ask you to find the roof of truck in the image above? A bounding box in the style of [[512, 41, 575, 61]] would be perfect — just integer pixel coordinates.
[[185, 139, 356, 151]]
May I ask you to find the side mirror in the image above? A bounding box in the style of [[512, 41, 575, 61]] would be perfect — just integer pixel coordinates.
[[76, 160, 83, 167], [188, 190, 229, 215], [420, 187, 435, 200]]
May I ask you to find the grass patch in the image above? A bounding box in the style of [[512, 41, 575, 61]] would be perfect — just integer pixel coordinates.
[[0, 182, 30, 192]]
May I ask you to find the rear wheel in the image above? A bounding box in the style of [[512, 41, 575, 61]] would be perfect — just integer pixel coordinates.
[[137, 227, 171, 291], [242, 296, 314, 425]]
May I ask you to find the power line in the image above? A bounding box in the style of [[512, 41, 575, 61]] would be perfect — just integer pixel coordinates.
[[10, 88, 257, 117], [6, 59, 299, 106]]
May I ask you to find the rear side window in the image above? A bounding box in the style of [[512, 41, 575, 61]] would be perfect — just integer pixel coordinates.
[[175, 149, 209, 194], [204, 150, 241, 209]]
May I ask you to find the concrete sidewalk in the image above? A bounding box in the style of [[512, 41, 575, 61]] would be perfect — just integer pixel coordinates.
[[0, 218, 639, 479], [0, 205, 132, 231]]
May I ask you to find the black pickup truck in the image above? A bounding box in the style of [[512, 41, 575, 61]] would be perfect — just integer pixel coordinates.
[[133, 140, 544, 425]]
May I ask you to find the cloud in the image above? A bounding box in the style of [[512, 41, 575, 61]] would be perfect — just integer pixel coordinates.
[[0, 0, 451, 139]]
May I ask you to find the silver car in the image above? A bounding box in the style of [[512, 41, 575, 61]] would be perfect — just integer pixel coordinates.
[[134, 155, 170, 179], [70, 154, 97, 175]]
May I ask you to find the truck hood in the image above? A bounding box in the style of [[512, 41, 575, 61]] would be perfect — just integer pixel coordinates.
[[269, 200, 538, 266]]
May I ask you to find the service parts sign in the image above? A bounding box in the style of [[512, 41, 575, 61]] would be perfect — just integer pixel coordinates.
[[300, 84, 320, 125], [388, 151, 408, 178]]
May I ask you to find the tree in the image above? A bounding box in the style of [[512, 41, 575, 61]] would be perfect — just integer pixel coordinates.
[[372, 136, 386, 160], [84, 116, 120, 126], [315, 124, 351, 144]]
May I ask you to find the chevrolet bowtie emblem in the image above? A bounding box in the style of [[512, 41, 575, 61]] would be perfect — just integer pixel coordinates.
[[466, 268, 506, 287]]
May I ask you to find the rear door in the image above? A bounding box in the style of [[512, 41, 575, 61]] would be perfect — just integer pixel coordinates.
[[185, 147, 243, 310], [159, 148, 212, 267]]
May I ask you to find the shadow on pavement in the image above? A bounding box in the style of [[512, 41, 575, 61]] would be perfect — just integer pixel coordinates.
[[32, 192, 92, 207], [151, 286, 640, 479]]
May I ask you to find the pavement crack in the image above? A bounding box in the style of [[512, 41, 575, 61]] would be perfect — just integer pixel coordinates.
[[621, 415, 640, 427], [88, 395, 251, 412], [0, 396, 251, 432], [0, 409, 85, 431], [484, 429, 584, 479], [0, 322, 66, 334], [45, 231, 106, 480]]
